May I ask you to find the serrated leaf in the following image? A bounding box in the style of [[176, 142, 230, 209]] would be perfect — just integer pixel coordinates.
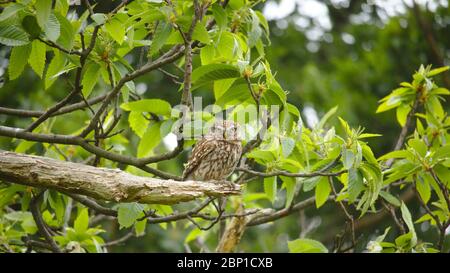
[[347, 167, 364, 203], [378, 150, 412, 161], [0, 25, 29, 46], [211, 77, 236, 99], [400, 202, 417, 246], [8, 44, 31, 80], [81, 62, 101, 97], [416, 175, 431, 204], [315, 178, 331, 208], [137, 122, 161, 157], [200, 44, 215, 65], [212, 4, 227, 30], [44, 13, 60, 42], [280, 136, 295, 158], [264, 176, 277, 203], [105, 18, 125, 44], [0, 4, 25, 21], [192, 23, 210, 44], [149, 21, 172, 56], [379, 191, 401, 207], [215, 83, 252, 108], [91, 13, 107, 25], [128, 111, 149, 138], [45, 51, 66, 89], [280, 176, 296, 208], [408, 138, 427, 157], [22, 15, 42, 39], [117, 203, 144, 229], [192, 63, 240, 86], [55, 13, 75, 50], [342, 149, 355, 170], [28, 40, 47, 78], [35, 0, 52, 28]]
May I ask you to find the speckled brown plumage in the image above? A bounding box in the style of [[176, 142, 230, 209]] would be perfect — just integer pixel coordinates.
[[183, 120, 242, 182]]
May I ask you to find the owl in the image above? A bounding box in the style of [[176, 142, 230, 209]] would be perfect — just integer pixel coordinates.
[[182, 120, 242, 182]]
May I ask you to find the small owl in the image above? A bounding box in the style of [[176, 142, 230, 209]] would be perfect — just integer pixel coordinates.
[[182, 120, 242, 182]]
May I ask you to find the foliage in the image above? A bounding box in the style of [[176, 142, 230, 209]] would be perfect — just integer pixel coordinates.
[[0, 0, 448, 253]]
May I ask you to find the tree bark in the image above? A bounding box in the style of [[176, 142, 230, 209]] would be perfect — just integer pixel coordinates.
[[0, 151, 240, 204]]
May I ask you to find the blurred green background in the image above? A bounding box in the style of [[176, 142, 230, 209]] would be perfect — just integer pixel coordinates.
[[1, 0, 449, 252]]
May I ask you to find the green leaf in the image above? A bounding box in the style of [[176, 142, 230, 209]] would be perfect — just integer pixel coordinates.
[[192, 23, 210, 44], [396, 103, 410, 127], [121, 99, 172, 116], [200, 44, 215, 65], [342, 149, 355, 170], [137, 122, 161, 157], [91, 13, 108, 25], [212, 4, 227, 30], [315, 178, 331, 208], [185, 228, 202, 243], [105, 18, 125, 44], [8, 44, 31, 80], [55, 13, 75, 50], [117, 203, 144, 229], [192, 64, 240, 86], [35, 0, 52, 28], [28, 40, 47, 78], [316, 106, 338, 130], [288, 238, 328, 253], [128, 111, 149, 138], [280, 176, 296, 208], [264, 176, 277, 203], [215, 83, 251, 107], [426, 96, 444, 119], [302, 176, 322, 192], [347, 167, 364, 203], [74, 208, 89, 234], [0, 4, 25, 21], [400, 202, 417, 246], [44, 13, 60, 42], [134, 218, 147, 237], [427, 66, 449, 77], [379, 191, 401, 207], [248, 11, 262, 48], [150, 21, 172, 56], [0, 25, 29, 46], [358, 133, 382, 139], [22, 15, 42, 39], [81, 62, 101, 97], [378, 150, 412, 161], [280, 136, 295, 158], [408, 138, 427, 157], [416, 175, 431, 204], [45, 51, 66, 89]]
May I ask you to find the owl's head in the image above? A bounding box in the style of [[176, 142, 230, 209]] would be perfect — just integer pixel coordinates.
[[208, 120, 241, 141]]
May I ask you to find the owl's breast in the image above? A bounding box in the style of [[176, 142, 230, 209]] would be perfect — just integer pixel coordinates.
[[192, 141, 242, 181]]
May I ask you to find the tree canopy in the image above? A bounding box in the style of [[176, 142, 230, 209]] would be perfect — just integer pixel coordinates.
[[0, 0, 449, 253]]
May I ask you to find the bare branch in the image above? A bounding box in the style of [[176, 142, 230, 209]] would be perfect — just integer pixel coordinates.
[[30, 191, 62, 253]]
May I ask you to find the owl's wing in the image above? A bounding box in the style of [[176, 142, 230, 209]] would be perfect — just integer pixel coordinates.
[[182, 138, 217, 180]]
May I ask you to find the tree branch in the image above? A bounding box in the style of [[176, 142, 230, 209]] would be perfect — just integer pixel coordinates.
[[0, 151, 241, 204]]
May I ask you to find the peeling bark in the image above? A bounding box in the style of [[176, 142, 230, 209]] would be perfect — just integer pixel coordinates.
[[0, 151, 241, 204]]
